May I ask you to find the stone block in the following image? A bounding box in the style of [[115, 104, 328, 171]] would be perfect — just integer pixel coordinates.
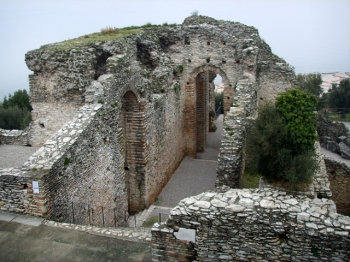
[[339, 142, 350, 159], [326, 141, 339, 153]]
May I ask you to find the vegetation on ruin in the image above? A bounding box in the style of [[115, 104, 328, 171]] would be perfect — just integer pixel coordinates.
[[245, 89, 318, 189], [0, 89, 32, 130], [41, 22, 178, 51], [275, 89, 318, 154]]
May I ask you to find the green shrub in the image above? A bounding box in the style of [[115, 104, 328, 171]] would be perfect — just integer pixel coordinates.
[[245, 98, 318, 189], [64, 158, 70, 166], [275, 89, 318, 154], [0, 106, 31, 130]]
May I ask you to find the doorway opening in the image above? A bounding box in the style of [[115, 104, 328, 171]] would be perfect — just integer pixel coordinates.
[[185, 66, 229, 158]]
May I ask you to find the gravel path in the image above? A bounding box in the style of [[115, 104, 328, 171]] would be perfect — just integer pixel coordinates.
[[0, 145, 39, 168], [156, 115, 223, 207]]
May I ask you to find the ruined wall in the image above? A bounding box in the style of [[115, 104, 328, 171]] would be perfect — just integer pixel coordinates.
[[152, 188, 350, 261], [22, 104, 128, 226], [216, 79, 257, 189], [256, 40, 297, 104], [0, 129, 29, 146], [22, 15, 296, 219], [0, 168, 30, 212], [25, 41, 110, 146], [324, 157, 350, 216]]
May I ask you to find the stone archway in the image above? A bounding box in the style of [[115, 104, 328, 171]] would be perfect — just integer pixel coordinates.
[[120, 91, 146, 214], [184, 65, 232, 158]]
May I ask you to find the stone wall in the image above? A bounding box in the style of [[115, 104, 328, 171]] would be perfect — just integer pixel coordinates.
[[324, 157, 350, 216], [22, 103, 128, 226], [152, 188, 350, 261], [216, 79, 257, 189], [27, 102, 81, 146], [0, 168, 30, 212], [0, 129, 29, 146]]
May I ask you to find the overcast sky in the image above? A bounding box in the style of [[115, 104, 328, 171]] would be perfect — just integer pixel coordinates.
[[0, 0, 349, 100]]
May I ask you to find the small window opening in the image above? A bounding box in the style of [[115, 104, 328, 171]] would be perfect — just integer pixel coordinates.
[[206, 58, 210, 63], [207, 42, 210, 45], [188, 59, 191, 63]]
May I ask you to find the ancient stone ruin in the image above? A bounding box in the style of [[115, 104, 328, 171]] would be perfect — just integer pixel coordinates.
[[0, 15, 349, 260]]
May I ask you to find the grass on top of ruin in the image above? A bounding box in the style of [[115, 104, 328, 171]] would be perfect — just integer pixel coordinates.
[[41, 22, 178, 51], [42, 28, 142, 51]]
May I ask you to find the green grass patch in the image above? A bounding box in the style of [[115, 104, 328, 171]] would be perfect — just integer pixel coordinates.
[[42, 28, 142, 51], [240, 168, 260, 189], [326, 113, 350, 122], [142, 215, 159, 227]]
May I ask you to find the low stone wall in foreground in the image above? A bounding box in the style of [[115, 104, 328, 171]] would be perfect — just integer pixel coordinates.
[[152, 188, 350, 261], [0, 168, 30, 213]]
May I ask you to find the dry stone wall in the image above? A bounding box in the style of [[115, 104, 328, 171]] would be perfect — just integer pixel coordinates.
[[0, 168, 30, 212], [216, 79, 257, 189], [21, 103, 129, 226], [0, 129, 29, 146], [324, 157, 350, 216], [152, 188, 350, 261]]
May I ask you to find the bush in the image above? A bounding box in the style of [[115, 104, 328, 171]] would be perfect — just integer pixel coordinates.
[[0, 89, 32, 130], [276, 89, 318, 154], [246, 90, 318, 189], [100, 27, 119, 35], [0, 106, 32, 130]]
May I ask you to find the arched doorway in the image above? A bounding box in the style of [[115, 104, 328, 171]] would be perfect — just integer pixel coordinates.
[[185, 65, 232, 158], [120, 91, 146, 214]]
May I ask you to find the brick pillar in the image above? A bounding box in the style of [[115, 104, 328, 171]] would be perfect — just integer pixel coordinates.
[[122, 91, 147, 213]]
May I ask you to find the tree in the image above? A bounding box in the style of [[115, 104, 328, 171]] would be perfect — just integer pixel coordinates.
[[326, 78, 350, 113], [6, 89, 32, 111], [296, 73, 323, 97], [0, 89, 32, 130], [245, 89, 318, 188]]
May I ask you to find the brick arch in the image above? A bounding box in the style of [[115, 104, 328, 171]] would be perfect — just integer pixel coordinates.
[[184, 65, 232, 157], [120, 90, 146, 214]]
